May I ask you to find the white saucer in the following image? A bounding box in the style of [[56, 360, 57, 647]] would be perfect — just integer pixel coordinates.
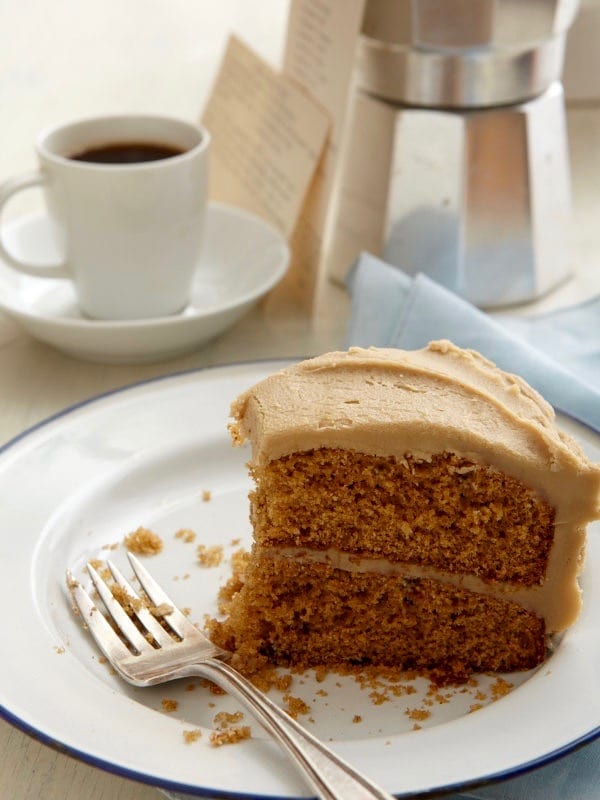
[[0, 204, 289, 363]]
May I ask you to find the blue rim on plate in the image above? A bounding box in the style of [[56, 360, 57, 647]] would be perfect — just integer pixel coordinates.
[[0, 361, 598, 799]]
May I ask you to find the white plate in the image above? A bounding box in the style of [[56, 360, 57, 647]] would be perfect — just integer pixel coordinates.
[[0, 361, 598, 799], [0, 205, 289, 364]]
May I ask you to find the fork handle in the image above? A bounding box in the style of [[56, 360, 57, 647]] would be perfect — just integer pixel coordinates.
[[192, 658, 396, 800]]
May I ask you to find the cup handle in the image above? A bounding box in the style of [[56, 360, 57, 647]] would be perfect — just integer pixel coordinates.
[[0, 171, 69, 278]]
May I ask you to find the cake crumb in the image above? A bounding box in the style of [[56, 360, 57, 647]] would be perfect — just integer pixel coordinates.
[[369, 690, 390, 706], [124, 527, 163, 555], [183, 729, 202, 744], [274, 672, 293, 692], [351, 666, 417, 706], [315, 666, 329, 683], [110, 584, 142, 614], [202, 490, 212, 502], [213, 711, 245, 730], [248, 669, 294, 693], [161, 699, 179, 712], [352, 715, 362, 724], [175, 528, 196, 544], [405, 707, 431, 722], [149, 602, 173, 617], [490, 677, 514, 700], [210, 727, 251, 746], [283, 694, 311, 719], [197, 544, 224, 567]]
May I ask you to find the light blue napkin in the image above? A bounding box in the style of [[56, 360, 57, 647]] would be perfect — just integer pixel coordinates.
[[346, 252, 600, 800], [346, 252, 600, 434], [450, 736, 600, 800]]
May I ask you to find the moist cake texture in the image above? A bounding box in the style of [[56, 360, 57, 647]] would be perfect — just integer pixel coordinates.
[[210, 342, 600, 680]]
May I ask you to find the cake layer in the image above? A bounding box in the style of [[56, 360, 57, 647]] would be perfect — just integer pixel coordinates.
[[210, 555, 547, 679], [230, 343, 600, 525], [250, 448, 555, 586], [260, 546, 575, 633]]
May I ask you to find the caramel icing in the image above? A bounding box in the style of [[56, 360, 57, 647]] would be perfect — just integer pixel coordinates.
[[231, 342, 600, 631]]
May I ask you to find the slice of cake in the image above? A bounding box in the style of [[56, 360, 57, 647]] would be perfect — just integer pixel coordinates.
[[210, 342, 600, 681]]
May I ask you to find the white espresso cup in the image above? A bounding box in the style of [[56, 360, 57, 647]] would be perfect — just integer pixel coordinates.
[[0, 114, 210, 320]]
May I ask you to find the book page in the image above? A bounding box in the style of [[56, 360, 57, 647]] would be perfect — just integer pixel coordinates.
[[201, 34, 330, 239], [280, 0, 367, 308], [327, 90, 396, 282]]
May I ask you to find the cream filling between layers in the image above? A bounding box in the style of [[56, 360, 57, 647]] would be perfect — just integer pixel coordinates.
[[261, 541, 584, 633]]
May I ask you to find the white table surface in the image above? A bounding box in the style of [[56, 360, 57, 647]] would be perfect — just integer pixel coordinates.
[[1, 3, 599, 798]]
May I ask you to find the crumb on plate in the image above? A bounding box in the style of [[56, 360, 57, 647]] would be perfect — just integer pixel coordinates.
[[197, 544, 224, 567], [175, 528, 196, 544], [405, 707, 431, 722], [283, 694, 311, 719], [124, 527, 163, 555], [209, 726, 251, 746], [213, 711, 245, 730]]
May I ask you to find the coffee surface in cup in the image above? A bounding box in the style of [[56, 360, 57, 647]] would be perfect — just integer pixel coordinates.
[[71, 141, 185, 164]]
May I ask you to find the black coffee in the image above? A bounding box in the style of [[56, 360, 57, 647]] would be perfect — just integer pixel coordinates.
[[70, 141, 185, 164]]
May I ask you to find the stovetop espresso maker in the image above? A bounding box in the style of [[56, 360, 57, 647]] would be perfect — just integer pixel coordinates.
[[337, 0, 580, 307]]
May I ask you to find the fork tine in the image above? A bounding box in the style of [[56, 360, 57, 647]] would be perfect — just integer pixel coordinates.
[[106, 559, 174, 647], [67, 571, 132, 663], [87, 562, 153, 654], [126, 552, 195, 638]]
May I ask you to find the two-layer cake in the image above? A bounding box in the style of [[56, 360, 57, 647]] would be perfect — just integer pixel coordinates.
[[210, 342, 600, 680]]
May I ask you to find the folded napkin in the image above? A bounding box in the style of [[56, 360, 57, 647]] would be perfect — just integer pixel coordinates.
[[346, 252, 600, 435]]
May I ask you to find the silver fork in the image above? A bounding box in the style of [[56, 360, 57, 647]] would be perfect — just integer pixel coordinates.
[[67, 552, 396, 800]]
